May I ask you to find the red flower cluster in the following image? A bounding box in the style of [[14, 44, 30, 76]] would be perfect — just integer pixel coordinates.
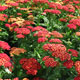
[[43, 43, 71, 61], [19, 58, 41, 75], [0, 53, 12, 67], [0, 6, 7, 11], [62, 4, 75, 13], [69, 19, 80, 26], [16, 34, 25, 38], [75, 61, 80, 75], [38, 37, 48, 43], [52, 51, 71, 61], [33, 26, 51, 43], [7, 2, 19, 6], [34, 30, 51, 38], [48, 2, 63, 9], [25, 26, 33, 30], [68, 49, 78, 57], [67, 24, 77, 30], [0, 41, 10, 50], [33, 0, 49, 4], [44, 9, 61, 14], [73, 0, 80, 4], [42, 56, 58, 67], [43, 43, 66, 52], [63, 60, 74, 69], [24, 20, 34, 25], [59, 18, 67, 22], [32, 26, 46, 32], [17, 13, 22, 15], [5, 23, 11, 28], [0, 14, 8, 21], [49, 39, 62, 43], [17, 0, 31, 3], [14, 28, 30, 38], [63, 0, 80, 4], [14, 28, 30, 34], [51, 31, 63, 38]]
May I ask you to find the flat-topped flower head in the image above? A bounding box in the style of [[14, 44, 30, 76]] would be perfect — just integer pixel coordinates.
[[0, 41, 10, 50]]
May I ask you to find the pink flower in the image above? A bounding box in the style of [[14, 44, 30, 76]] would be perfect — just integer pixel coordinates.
[[51, 31, 63, 38], [5, 24, 11, 28], [26, 69, 37, 75], [0, 53, 11, 67], [42, 56, 57, 67], [7, 2, 19, 6], [0, 41, 10, 50], [14, 28, 30, 35], [59, 18, 67, 22], [38, 37, 48, 43], [75, 61, 80, 75], [17, 13, 22, 15], [16, 34, 25, 38], [0, 6, 7, 11], [63, 60, 74, 69], [44, 9, 61, 14], [49, 39, 62, 43], [67, 24, 77, 30], [68, 49, 78, 57]]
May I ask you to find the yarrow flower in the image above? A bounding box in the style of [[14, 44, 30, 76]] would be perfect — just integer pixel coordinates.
[[42, 56, 58, 67], [26, 26, 33, 30], [0, 14, 8, 21], [62, 4, 75, 13], [14, 28, 30, 35], [19, 58, 41, 75], [19, 58, 28, 65], [68, 49, 78, 57], [17, 0, 31, 3], [49, 39, 62, 43], [33, 0, 49, 4], [16, 34, 25, 38], [69, 19, 80, 26], [0, 41, 10, 50], [43, 43, 66, 52], [34, 30, 51, 38], [38, 37, 48, 43], [5, 23, 11, 28], [63, 60, 74, 69], [0, 6, 7, 11], [0, 53, 11, 67], [7, 2, 19, 6], [59, 18, 67, 22], [32, 26, 47, 32], [51, 31, 63, 38], [67, 24, 77, 30], [44, 9, 61, 14], [48, 2, 63, 9], [75, 61, 80, 75], [17, 13, 22, 15], [43, 43, 71, 61]]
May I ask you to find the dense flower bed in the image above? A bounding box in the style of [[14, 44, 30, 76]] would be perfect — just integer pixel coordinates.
[[0, 0, 80, 80]]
